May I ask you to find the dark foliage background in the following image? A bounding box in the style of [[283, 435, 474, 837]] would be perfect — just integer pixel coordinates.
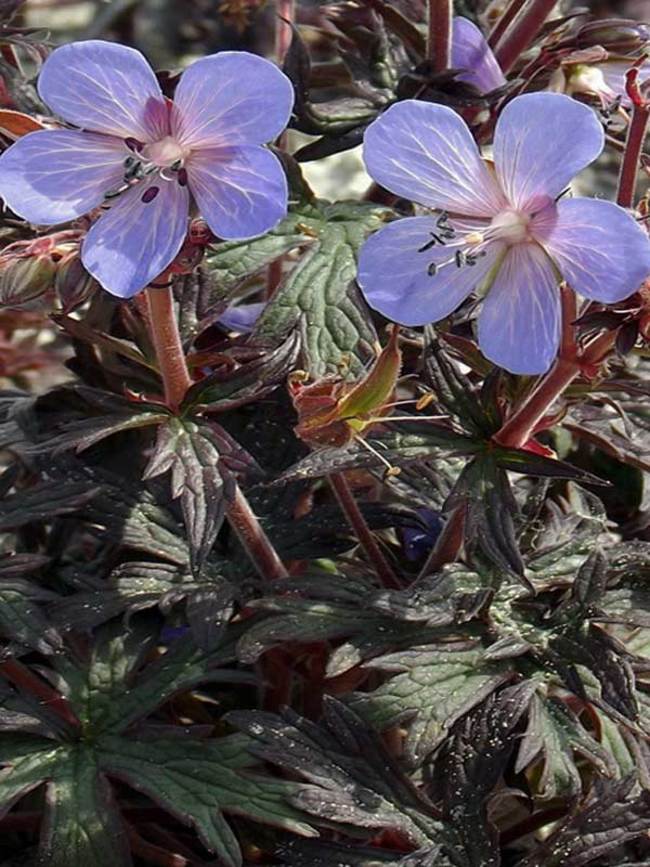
[[0, 0, 650, 865]]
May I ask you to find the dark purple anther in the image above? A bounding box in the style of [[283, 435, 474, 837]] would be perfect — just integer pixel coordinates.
[[141, 186, 159, 203], [177, 167, 188, 187], [124, 137, 144, 153]]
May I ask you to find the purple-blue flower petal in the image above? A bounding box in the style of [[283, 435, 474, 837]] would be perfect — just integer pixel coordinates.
[[532, 198, 650, 304], [38, 40, 166, 141], [0, 129, 126, 224], [493, 93, 604, 212], [478, 242, 560, 374], [186, 145, 288, 240], [451, 17, 506, 93], [363, 101, 506, 217], [218, 301, 265, 333], [357, 216, 505, 326], [81, 175, 189, 298], [171, 51, 294, 149]]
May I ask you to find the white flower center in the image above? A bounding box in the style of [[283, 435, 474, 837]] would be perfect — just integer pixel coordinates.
[[489, 209, 531, 245], [143, 136, 188, 168]]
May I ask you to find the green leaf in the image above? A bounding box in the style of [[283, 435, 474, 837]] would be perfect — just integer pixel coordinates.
[[351, 644, 512, 766], [143, 417, 226, 572], [204, 213, 314, 298], [98, 733, 314, 865], [255, 200, 392, 375], [41, 746, 131, 867], [228, 698, 444, 846], [0, 481, 100, 532], [516, 694, 613, 801]]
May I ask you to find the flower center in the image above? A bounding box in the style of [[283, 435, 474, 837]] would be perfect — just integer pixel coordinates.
[[489, 209, 531, 245], [142, 136, 188, 169]]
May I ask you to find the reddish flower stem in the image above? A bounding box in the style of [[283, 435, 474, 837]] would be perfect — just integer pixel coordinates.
[[487, 0, 526, 49], [145, 285, 192, 413], [275, 0, 295, 67], [427, 0, 452, 71], [0, 659, 79, 728], [617, 68, 650, 208], [227, 483, 289, 580], [329, 471, 401, 589], [417, 502, 466, 578], [493, 0, 557, 75]]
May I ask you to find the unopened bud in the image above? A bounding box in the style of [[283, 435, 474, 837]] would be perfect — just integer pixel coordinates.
[[0, 254, 57, 309], [575, 18, 650, 55], [54, 253, 98, 313]]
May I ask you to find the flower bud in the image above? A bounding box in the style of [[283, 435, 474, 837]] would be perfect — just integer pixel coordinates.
[[575, 18, 650, 55], [0, 253, 57, 309], [54, 252, 98, 313]]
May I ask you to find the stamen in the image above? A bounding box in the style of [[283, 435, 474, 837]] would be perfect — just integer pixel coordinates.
[[177, 168, 188, 187], [124, 137, 144, 153], [141, 186, 160, 204], [353, 434, 401, 479]]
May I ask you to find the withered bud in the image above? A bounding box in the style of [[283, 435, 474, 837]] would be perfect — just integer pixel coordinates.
[[575, 18, 650, 55], [0, 253, 57, 309]]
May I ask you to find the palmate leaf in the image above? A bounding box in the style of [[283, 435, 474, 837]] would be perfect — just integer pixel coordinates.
[[516, 693, 614, 801], [228, 698, 444, 846], [50, 560, 236, 652], [143, 416, 228, 573], [350, 643, 512, 767], [430, 682, 536, 867], [0, 624, 314, 867], [0, 554, 61, 655], [254, 199, 392, 375], [517, 776, 650, 867]]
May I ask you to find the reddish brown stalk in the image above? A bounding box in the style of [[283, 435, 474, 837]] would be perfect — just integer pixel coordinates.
[[487, 0, 526, 49], [329, 471, 401, 589], [427, 0, 452, 71], [0, 659, 78, 728], [145, 286, 192, 413], [227, 483, 289, 580], [493, 0, 557, 75], [617, 67, 650, 208], [417, 502, 466, 578]]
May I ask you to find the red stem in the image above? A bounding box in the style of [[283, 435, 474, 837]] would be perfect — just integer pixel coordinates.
[[329, 471, 401, 589], [617, 68, 650, 208], [487, 0, 526, 49], [227, 483, 289, 580], [145, 286, 192, 413], [493, 0, 557, 75], [427, 0, 452, 71], [0, 659, 79, 728]]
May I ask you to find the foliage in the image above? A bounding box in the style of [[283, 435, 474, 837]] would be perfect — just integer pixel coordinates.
[[0, 1, 649, 865]]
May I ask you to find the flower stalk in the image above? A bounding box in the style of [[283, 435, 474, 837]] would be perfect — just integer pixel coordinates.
[[329, 471, 401, 589], [146, 283, 288, 581], [226, 484, 289, 580], [427, 0, 452, 71], [617, 67, 650, 209], [493, 0, 557, 74], [487, 0, 526, 49], [145, 285, 192, 413]]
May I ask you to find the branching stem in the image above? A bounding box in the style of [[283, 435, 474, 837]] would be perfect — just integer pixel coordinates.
[[145, 285, 192, 413], [617, 68, 650, 208], [227, 483, 289, 580]]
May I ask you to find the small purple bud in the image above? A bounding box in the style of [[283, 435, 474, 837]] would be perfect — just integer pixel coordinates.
[[141, 186, 159, 204], [177, 167, 188, 187]]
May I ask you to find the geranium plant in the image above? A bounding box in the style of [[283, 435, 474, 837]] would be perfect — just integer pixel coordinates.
[[0, 1, 650, 865]]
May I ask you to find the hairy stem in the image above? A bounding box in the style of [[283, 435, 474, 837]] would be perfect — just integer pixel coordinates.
[[495, 330, 615, 449], [417, 502, 466, 578], [275, 0, 295, 66], [329, 471, 401, 588], [493, 0, 557, 75], [145, 286, 192, 413], [427, 0, 452, 71], [617, 68, 650, 208], [227, 483, 289, 580], [487, 0, 526, 48]]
